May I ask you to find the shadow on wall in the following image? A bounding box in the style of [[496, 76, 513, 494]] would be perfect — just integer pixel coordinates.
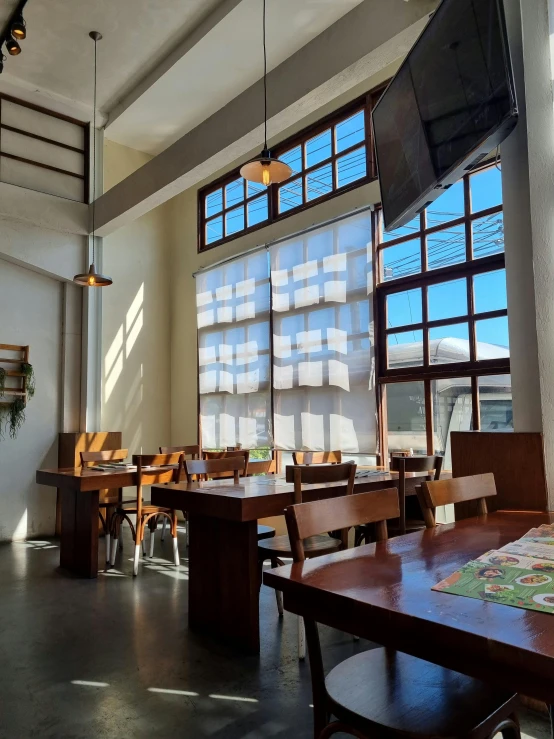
[[103, 282, 144, 454]]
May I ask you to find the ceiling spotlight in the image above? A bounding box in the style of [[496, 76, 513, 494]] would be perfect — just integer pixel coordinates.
[[11, 15, 26, 40], [6, 37, 21, 55]]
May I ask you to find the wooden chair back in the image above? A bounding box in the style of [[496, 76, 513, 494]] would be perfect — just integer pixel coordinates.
[[285, 487, 399, 561], [185, 456, 247, 484], [390, 455, 443, 534], [132, 453, 184, 518], [202, 450, 250, 478], [285, 462, 356, 505], [292, 450, 342, 465], [247, 459, 277, 476], [159, 444, 200, 459], [80, 449, 129, 467], [418, 473, 497, 528]]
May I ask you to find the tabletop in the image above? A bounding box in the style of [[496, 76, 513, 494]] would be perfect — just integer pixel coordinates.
[[150, 472, 404, 522], [264, 511, 554, 704], [36, 466, 178, 491]]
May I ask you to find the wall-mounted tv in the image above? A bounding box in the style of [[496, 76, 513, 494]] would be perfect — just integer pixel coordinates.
[[372, 0, 518, 233]]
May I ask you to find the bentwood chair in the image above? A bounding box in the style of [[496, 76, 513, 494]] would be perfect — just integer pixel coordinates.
[[80, 448, 129, 562], [292, 450, 342, 465], [109, 452, 184, 576], [185, 456, 276, 540], [203, 449, 250, 476], [356, 454, 443, 543], [259, 462, 356, 658], [159, 445, 201, 542], [418, 473, 497, 528], [283, 488, 520, 739]]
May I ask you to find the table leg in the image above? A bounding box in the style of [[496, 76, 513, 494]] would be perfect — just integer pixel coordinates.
[[59, 488, 99, 578], [188, 513, 260, 653]]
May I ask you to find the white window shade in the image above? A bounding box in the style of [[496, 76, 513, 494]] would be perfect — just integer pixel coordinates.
[[196, 250, 272, 449], [271, 212, 376, 452]]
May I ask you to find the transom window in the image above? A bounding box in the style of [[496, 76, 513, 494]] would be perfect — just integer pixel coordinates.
[[199, 87, 384, 251]]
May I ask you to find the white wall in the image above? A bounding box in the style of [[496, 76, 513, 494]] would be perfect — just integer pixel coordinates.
[[101, 140, 172, 454], [0, 260, 63, 540]]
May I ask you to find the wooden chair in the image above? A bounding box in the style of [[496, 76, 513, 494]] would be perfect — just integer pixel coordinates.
[[109, 452, 184, 576], [80, 448, 129, 563], [247, 458, 277, 476], [202, 449, 250, 476], [284, 488, 520, 739], [292, 450, 342, 465], [418, 473, 497, 528], [185, 456, 276, 540], [259, 462, 356, 658], [159, 445, 200, 542]]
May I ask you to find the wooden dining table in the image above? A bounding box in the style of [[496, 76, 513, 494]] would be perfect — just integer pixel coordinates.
[[35, 466, 180, 578], [264, 511, 554, 715], [149, 470, 431, 653]]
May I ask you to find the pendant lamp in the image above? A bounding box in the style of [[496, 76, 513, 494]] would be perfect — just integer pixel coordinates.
[[240, 0, 291, 187], [74, 32, 112, 288]]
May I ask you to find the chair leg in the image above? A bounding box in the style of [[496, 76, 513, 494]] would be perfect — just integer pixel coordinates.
[[133, 519, 143, 577], [298, 616, 306, 660], [149, 527, 156, 558], [172, 513, 180, 566], [110, 517, 120, 566], [161, 517, 167, 541], [271, 558, 284, 616], [494, 716, 521, 739]]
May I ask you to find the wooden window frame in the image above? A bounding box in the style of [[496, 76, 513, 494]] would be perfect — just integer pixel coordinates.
[[198, 85, 386, 252]]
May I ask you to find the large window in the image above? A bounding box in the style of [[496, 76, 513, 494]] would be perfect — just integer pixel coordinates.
[[199, 88, 384, 251]]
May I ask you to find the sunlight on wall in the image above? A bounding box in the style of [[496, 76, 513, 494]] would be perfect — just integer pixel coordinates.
[[12, 510, 28, 541], [103, 284, 144, 402]]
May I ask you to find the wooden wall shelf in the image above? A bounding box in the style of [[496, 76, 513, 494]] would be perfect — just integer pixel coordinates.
[[0, 344, 30, 405]]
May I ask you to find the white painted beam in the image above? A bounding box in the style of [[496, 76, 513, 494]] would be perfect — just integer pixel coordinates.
[[95, 0, 436, 236]]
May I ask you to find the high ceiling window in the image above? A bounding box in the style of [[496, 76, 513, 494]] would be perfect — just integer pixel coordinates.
[[198, 87, 384, 251]]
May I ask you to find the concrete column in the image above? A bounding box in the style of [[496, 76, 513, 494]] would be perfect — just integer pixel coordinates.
[[501, 0, 554, 506]]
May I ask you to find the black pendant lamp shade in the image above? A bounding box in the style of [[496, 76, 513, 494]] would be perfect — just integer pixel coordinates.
[[74, 32, 112, 288], [240, 0, 291, 187]]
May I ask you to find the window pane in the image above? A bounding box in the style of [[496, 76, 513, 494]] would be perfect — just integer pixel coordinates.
[[387, 329, 423, 368], [306, 129, 331, 168], [205, 189, 223, 217], [471, 166, 502, 213], [472, 212, 504, 258], [473, 269, 507, 314], [306, 163, 332, 201], [386, 381, 427, 455], [335, 110, 365, 153], [279, 178, 303, 213], [429, 323, 470, 364], [382, 239, 421, 281], [427, 278, 467, 321], [425, 181, 464, 229], [247, 180, 266, 198], [426, 223, 466, 270], [280, 145, 302, 175], [476, 316, 510, 359], [247, 195, 268, 227], [432, 377, 473, 467], [386, 289, 422, 328], [225, 205, 244, 235], [478, 375, 513, 431], [225, 178, 244, 208], [206, 216, 223, 244], [382, 215, 420, 243], [337, 147, 366, 188]]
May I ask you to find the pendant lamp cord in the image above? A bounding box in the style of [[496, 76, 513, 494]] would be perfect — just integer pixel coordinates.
[[263, 0, 267, 150], [91, 35, 97, 265]]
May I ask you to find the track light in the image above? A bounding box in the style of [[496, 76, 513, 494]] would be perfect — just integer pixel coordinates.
[[11, 16, 26, 40], [6, 37, 21, 55]]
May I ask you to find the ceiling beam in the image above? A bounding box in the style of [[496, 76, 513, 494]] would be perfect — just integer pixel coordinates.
[[95, 0, 436, 236]]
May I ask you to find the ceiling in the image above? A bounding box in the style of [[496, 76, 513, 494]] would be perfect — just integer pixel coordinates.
[[0, 0, 364, 154]]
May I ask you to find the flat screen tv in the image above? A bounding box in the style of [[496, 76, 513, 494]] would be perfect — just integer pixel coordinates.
[[372, 0, 518, 233]]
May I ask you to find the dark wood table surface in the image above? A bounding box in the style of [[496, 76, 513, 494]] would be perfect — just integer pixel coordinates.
[[264, 511, 554, 707], [150, 472, 419, 652], [36, 466, 178, 578]]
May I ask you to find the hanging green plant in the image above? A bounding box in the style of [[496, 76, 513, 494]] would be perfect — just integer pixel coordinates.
[[0, 367, 5, 396], [8, 396, 25, 439], [21, 363, 35, 398], [0, 403, 8, 439]]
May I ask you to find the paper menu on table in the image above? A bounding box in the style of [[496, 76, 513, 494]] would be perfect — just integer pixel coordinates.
[[499, 540, 554, 561], [476, 549, 554, 572]]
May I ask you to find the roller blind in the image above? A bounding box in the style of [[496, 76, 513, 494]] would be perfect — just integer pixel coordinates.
[[270, 211, 376, 452], [196, 250, 271, 449]]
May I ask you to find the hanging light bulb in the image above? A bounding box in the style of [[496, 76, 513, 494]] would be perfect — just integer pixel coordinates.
[[74, 32, 112, 288], [240, 0, 291, 188], [11, 15, 26, 40], [6, 37, 21, 55]]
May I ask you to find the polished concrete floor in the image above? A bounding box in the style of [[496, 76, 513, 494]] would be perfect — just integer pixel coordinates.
[[0, 528, 550, 739]]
